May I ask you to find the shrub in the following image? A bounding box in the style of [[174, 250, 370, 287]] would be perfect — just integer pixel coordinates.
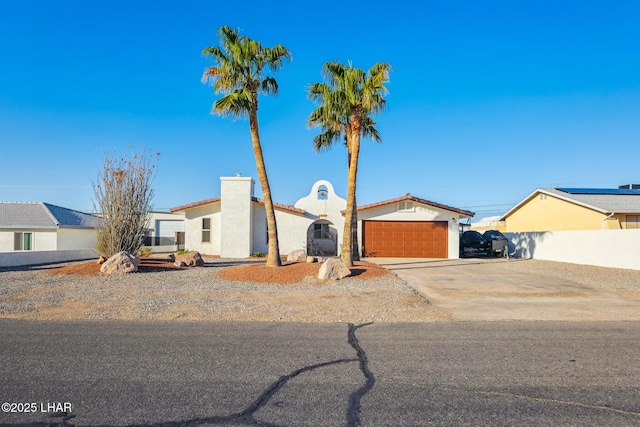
[[138, 246, 152, 257]]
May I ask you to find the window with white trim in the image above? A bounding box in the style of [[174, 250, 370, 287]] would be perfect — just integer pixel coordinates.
[[202, 218, 211, 243], [14, 232, 33, 250]]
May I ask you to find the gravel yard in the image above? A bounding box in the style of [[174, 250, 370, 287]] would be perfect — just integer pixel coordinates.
[[0, 257, 449, 323], [2, 257, 638, 323]]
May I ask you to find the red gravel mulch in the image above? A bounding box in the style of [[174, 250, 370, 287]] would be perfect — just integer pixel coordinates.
[[217, 261, 393, 284], [47, 257, 182, 275], [46, 258, 393, 283]]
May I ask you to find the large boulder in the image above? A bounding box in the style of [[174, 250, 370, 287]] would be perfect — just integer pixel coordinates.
[[287, 249, 307, 263], [100, 251, 140, 274], [318, 258, 351, 280], [175, 251, 205, 267]]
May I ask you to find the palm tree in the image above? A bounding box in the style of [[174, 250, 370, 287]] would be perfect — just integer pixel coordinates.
[[307, 101, 381, 262], [308, 61, 391, 266], [202, 26, 292, 267]]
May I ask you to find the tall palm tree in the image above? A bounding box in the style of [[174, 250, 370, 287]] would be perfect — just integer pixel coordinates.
[[202, 26, 292, 267], [307, 102, 381, 262], [308, 61, 391, 266]]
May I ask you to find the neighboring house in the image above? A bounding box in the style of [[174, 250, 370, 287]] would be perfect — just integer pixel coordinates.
[[470, 215, 507, 232], [500, 187, 640, 232], [170, 175, 474, 259], [144, 211, 185, 252], [0, 202, 101, 267]]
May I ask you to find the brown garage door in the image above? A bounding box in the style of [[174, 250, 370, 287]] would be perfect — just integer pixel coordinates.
[[362, 220, 448, 258]]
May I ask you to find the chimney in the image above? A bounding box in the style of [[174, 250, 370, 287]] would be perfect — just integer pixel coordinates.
[[220, 175, 255, 257]]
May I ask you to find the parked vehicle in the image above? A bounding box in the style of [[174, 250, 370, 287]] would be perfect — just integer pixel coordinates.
[[482, 230, 508, 256], [460, 230, 508, 257]]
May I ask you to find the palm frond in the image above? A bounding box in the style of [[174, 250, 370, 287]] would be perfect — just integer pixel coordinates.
[[202, 26, 291, 119], [212, 89, 252, 119], [261, 77, 279, 96], [308, 60, 391, 152]]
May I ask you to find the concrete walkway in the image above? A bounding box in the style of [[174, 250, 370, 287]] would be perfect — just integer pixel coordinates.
[[365, 257, 640, 321]]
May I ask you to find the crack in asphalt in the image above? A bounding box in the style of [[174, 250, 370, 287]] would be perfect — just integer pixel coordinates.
[[346, 322, 375, 427], [5, 323, 374, 427]]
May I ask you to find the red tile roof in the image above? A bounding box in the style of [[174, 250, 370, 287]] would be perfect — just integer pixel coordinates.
[[252, 197, 307, 216], [170, 197, 221, 213], [170, 196, 306, 216], [343, 193, 475, 217]]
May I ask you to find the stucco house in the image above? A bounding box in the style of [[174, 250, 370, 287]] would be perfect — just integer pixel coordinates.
[[0, 202, 101, 267], [500, 187, 640, 232], [170, 175, 474, 259]]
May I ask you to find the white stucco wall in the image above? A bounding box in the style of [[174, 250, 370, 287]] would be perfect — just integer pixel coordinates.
[[0, 249, 97, 268], [276, 211, 315, 256], [357, 202, 463, 259], [221, 177, 254, 258], [0, 229, 58, 252], [0, 228, 97, 267], [57, 228, 98, 250], [250, 202, 315, 256], [183, 203, 221, 255], [294, 180, 347, 255], [505, 229, 640, 271]]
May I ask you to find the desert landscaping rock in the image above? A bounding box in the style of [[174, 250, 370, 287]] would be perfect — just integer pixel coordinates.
[[306, 256, 316, 263], [174, 261, 186, 268], [100, 251, 139, 274], [175, 251, 204, 267], [287, 249, 307, 262], [0, 257, 448, 323], [318, 258, 351, 280]]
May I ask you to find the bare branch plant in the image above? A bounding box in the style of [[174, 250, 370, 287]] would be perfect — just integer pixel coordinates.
[[93, 147, 159, 258]]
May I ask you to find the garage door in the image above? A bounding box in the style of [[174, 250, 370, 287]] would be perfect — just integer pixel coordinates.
[[362, 220, 448, 258]]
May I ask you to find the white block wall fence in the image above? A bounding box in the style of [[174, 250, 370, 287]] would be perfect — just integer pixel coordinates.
[[0, 249, 98, 268], [505, 229, 640, 271]]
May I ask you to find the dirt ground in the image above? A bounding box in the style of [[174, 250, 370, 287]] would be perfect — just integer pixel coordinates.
[[0, 258, 448, 323]]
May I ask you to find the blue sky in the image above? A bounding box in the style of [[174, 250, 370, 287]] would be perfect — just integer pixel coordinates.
[[1, 1, 639, 222]]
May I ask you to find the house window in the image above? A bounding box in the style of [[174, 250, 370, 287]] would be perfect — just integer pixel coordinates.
[[398, 201, 414, 212], [14, 232, 33, 251], [626, 215, 640, 229], [202, 218, 211, 243], [313, 223, 330, 239]]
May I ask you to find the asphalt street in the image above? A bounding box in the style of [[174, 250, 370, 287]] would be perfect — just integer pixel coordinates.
[[1, 320, 639, 426]]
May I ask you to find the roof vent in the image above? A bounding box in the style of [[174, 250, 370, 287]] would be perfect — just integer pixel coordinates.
[[236, 172, 243, 177]]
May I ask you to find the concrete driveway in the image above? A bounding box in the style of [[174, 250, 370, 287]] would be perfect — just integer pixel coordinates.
[[366, 257, 640, 321]]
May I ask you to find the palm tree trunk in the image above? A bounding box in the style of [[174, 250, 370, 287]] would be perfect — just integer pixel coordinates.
[[346, 150, 360, 261], [351, 205, 359, 260], [342, 131, 361, 267], [249, 107, 281, 267]]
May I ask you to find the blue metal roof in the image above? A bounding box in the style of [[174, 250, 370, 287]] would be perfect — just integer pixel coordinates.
[[0, 202, 101, 229], [557, 188, 640, 196]]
